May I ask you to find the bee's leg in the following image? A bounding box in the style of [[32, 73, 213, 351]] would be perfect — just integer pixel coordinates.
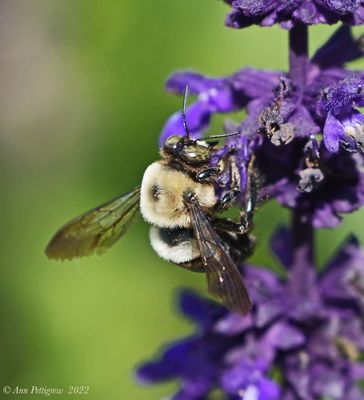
[[214, 158, 258, 234], [239, 211, 252, 232], [213, 218, 256, 261], [213, 217, 248, 234], [217, 154, 241, 210], [216, 189, 241, 210], [213, 150, 244, 210], [239, 156, 259, 232], [224, 232, 256, 262], [196, 167, 221, 183], [229, 152, 241, 191], [196, 146, 236, 184]]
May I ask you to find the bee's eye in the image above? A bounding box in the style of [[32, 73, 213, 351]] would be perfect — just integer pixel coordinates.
[[164, 135, 183, 155], [180, 144, 210, 165]]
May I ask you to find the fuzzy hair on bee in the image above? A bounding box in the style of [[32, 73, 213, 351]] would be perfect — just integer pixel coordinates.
[[149, 226, 200, 264], [140, 161, 217, 229]]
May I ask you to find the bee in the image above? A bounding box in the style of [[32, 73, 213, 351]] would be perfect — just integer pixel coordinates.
[[45, 87, 256, 315]]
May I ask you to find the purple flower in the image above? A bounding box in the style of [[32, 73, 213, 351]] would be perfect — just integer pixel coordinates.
[[321, 77, 364, 153], [223, 0, 364, 29], [135, 0, 364, 396], [257, 138, 364, 228], [161, 27, 363, 150], [157, 27, 364, 228], [136, 227, 364, 399], [160, 68, 280, 145], [257, 76, 320, 142], [136, 289, 282, 400], [257, 28, 363, 147]]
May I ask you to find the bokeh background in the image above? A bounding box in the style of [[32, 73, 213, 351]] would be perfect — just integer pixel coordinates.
[[0, 1, 363, 399]]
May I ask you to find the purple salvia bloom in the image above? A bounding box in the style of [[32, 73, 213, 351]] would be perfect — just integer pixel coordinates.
[[160, 27, 363, 150], [136, 289, 281, 400], [320, 77, 364, 153], [136, 228, 364, 399], [157, 28, 363, 227], [257, 76, 320, 142], [259, 29, 363, 145], [223, 0, 364, 29], [137, 2, 364, 398], [257, 139, 364, 228], [160, 68, 280, 145]]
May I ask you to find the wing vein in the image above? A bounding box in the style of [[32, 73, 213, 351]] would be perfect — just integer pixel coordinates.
[[185, 196, 251, 315], [46, 187, 140, 260]]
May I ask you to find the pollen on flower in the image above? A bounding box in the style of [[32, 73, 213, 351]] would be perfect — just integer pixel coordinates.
[[344, 122, 364, 151], [297, 167, 324, 192], [257, 103, 295, 146]]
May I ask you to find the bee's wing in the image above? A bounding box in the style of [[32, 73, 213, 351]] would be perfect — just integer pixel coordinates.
[[185, 196, 251, 315], [45, 187, 140, 260]]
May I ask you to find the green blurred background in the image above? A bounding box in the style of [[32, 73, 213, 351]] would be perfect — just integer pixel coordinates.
[[0, 1, 363, 399]]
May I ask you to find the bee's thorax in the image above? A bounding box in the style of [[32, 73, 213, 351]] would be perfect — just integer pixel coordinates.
[[140, 161, 217, 228]]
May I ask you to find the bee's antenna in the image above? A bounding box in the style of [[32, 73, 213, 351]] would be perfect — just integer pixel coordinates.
[[204, 131, 241, 141], [182, 85, 190, 139]]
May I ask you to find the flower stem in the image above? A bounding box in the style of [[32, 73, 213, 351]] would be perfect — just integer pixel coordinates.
[[292, 211, 314, 268], [288, 211, 316, 304], [288, 211, 316, 299], [288, 26, 315, 293], [289, 24, 309, 99]]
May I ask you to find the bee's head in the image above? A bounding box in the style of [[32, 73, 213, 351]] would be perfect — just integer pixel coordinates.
[[163, 135, 184, 156], [163, 135, 211, 166]]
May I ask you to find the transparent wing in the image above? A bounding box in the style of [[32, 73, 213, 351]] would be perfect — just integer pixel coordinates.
[[185, 196, 251, 315], [45, 187, 140, 260]]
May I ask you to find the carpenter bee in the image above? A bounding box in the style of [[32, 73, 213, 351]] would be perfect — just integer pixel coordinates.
[[45, 87, 256, 315]]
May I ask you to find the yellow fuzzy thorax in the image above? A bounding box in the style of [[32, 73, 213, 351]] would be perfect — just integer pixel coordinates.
[[140, 162, 217, 228]]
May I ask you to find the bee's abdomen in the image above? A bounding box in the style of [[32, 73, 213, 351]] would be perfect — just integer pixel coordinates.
[[149, 226, 200, 264]]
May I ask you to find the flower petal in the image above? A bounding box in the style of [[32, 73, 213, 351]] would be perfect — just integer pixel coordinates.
[[166, 71, 220, 95], [312, 25, 363, 68], [270, 225, 293, 269], [266, 321, 306, 350], [323, 112, 344, 153], [179, 289, 224, 329]]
